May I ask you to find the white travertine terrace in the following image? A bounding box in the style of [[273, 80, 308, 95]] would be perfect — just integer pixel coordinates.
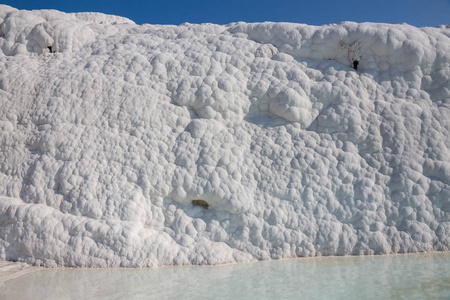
[[0, 5, 449, 267]]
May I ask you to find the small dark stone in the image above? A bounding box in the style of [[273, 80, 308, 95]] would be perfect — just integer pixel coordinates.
[[191, 199, 209, 209]]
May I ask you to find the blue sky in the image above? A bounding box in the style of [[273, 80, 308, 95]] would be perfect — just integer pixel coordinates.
[[2, 0, 450, 27]]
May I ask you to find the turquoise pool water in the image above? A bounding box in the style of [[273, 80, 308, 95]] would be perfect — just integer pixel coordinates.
[[1, 253, 449, 299]]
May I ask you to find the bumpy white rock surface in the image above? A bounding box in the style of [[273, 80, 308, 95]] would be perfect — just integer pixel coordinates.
[[0, 5, 449, 267]]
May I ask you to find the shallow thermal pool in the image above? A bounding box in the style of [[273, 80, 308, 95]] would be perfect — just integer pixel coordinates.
[[1, 253, 449, 300]]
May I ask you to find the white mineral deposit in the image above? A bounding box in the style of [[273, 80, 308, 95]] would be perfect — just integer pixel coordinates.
[[0, 5, 449, 267]]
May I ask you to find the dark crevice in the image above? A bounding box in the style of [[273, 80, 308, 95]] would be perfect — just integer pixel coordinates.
[[352, 60, 359, 70], [191, 199, 209, 209]]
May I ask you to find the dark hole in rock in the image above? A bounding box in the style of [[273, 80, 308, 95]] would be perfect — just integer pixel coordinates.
[[353, 60, 359, 70], [48, 46, 53, 53], [191, 199, 209, 209]]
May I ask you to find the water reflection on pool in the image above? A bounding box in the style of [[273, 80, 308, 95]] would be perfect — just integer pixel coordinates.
[[1, 253, 449, 300]]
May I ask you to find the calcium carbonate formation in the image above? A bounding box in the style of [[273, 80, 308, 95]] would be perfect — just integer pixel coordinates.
[[0, 5, 449, 267]]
